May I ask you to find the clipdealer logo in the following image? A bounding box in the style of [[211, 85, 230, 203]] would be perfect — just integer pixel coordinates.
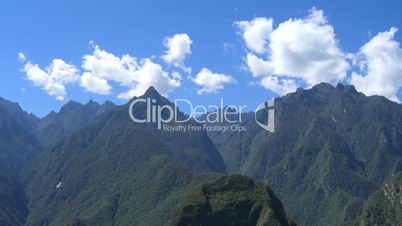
[[128, 98, 275, 133], [254, 98, 275, 133]]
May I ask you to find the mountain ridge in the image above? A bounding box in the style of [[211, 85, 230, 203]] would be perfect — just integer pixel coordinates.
[[22, 86, 227, 225], [208, 82, 402, 225], [0, 83, 401, 225]]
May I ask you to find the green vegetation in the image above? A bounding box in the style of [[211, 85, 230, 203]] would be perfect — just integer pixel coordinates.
[[209, 83, 402, 225], [0, 98, 40, 170], [22, 88, 226, 225], [0, 84, 401, 225], [358, 172, 402, 225], [0, 159, 28, 226], [34, 100, 115, 146], [170, 174, 296, 226]]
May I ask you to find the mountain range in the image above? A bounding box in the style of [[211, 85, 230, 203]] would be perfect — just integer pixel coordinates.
[[0, 83, 401, 226], [207, 83, 402, 225]]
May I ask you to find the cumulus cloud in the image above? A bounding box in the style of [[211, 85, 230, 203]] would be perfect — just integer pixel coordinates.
[[81, 45, 139, 88], [81, 45, 181, 99], [235, 17, 273, 54], [22, 58, 79, 101], [350, 28, 402, 102], [191, 68, 235, 94], [238, 8, 350, 95], [117, 59, 181, 99], [21, 42, 183, 100], [80, 72, 112, 95], [260, 76, 299, 95], [161, 33, 192, 73], [268, 9, 349, 85], [245, 53, 273, 77]]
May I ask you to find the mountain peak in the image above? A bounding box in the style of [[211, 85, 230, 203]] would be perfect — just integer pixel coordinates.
[[65, 100, 82, 106], [102, 100, 115, 107], [143, 86, 161, 98], [85, 99, 100, 107], [336, 83, 359, 94], [312, 82, 335, 91], [0, 96, 23, 112], [60, 100, 83, 113], [298, 82, 361, 99], [310, 82, 360, 95], [0, 96, 39, 127], [139, 86, 173, 107]]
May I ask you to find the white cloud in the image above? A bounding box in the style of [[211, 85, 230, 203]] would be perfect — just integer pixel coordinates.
[[50, 59, 80, 84], [235, 17, 273, 54], [22, 58, 79, 101], [350, 28, 402, 102], [81, 45, 181, 99], [18, 52, 26, 62], [191, 68, 235, 94], [268, 9, 349, 85], [82, 45, 139, 88], [245, 53, 273, 77], [260, 76, 298, 95], [238, 8, 350, 95], [80, 72, 112, 95], [21, 43, 182, 100], [161, 33, 192, 73], [117, 59, 181, 99]]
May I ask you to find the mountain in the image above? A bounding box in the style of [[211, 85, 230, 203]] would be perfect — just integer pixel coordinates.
[[34, 100, 115, 146], [210, 83, 402, 225], [0, 97, 39, 130], [198, 107, 253, 172], [1, 82, 401, 225], [23, 87, 226, 226], [358, 172, 402, 225], [0, 159, 28, 226], [0, 97, 40, 170], [198, 108, 254, 173], [170, 174, 296, 226], [0, 96, 113, 170], [0, 98, 40, 226]]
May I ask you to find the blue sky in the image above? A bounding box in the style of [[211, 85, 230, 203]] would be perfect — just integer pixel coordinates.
[[0, 0, 401, 117]]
